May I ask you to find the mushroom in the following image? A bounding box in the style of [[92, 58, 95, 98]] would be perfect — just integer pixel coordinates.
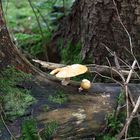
[[79, 79, 91, 92], [50, 64, 88, 86], [50, 68, 62, 75]]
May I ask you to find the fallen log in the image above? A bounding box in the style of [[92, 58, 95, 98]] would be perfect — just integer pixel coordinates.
[[32, 59, 139, 78], [1, 71, 140, 140], [32, 74, 140, 139]]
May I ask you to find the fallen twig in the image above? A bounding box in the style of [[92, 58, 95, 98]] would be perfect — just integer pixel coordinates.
[[0, 105, 16, 140], [117, 96, 140, 140]]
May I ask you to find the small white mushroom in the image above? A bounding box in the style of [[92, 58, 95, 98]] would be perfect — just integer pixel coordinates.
[[79, 79, 91, 92]]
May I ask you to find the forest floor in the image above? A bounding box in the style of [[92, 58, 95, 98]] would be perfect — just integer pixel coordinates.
[[1, 76, 121, 139]]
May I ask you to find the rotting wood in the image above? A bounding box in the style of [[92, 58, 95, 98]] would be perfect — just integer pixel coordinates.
[[32, 59, 138, 78], [1, 69, 140, 139], [31, 79, 140, 139]]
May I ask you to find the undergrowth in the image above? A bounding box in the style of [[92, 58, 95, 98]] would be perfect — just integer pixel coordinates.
[[43, 121, 58, 140], [96, 92, 140, 139], [14, 32, 52, 58], [60, 41, 82, 64], [20, 119, 41, 140], [20, 119, 58, 140], [3, 0, 74, 59]]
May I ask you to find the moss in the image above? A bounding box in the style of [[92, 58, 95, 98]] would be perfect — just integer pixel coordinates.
[[20, 119, 59, 140], [117, 91, 125, 105], [42, 104, 50, 112], [0, 119, 4, 137], [0, 66, 36, 120], [0, 66, 32, 84], [43, 121, 58, 140], [3, 88, 36, 120], [48, 90, 68, 105], [20, 119, 41, 140]]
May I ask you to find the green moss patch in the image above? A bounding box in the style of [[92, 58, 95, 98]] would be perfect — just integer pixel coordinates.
[[48, 90, 68, 105], [43, 121, 58, 140], [0, 67, 36, 120], [20, 119, 40, 140]]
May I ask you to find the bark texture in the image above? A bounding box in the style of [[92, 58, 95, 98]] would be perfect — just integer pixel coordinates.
[[0, 1, 32, 72], [51, 0, 140, 64]]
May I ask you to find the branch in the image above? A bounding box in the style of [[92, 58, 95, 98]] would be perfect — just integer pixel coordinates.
[[28, 0, 44, 38], [112, 0, 132, 53], [112, 0, 140, 70], [28, 0, 49, 61], [0, 105, 16, 140], [32, 59, 138, 79], [117, 96, 140, 140], [35, 7, 51, 32]]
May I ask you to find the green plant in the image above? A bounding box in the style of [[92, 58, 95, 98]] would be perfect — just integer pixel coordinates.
[[3, 0, 74, 59], [96, 111, 123, 140], [96, 91, 126, 139], [14, 33, 44, 57], [60, 41, 82, 64], [48, 90, 68, 104], [44, 121, 58, 140], [20, 119, 41, 140], [117, 91, 125, 105], [107, 111, 123, 134], [0, 66, 32, 85]]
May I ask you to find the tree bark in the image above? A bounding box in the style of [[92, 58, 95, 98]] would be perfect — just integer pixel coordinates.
[[0, 1, 34, 72], [51, 0, 140, 64]]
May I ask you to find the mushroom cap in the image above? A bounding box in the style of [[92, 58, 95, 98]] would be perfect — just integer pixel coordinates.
[[55, 64, 88, 78], [80, 79, 91, 90], [50, 68, 61, 75]]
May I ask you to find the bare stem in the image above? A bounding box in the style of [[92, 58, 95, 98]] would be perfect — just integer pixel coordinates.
[[0, 105, 16, 140], [28, 0, 49, 61], [117, 96, 140, 140]]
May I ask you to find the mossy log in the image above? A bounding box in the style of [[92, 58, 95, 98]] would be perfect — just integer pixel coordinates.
[[32, 75, 140, 139]]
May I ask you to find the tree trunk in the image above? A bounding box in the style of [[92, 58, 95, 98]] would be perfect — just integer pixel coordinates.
[[0, 1, 33, 72], [51, 0, 140, 64]]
